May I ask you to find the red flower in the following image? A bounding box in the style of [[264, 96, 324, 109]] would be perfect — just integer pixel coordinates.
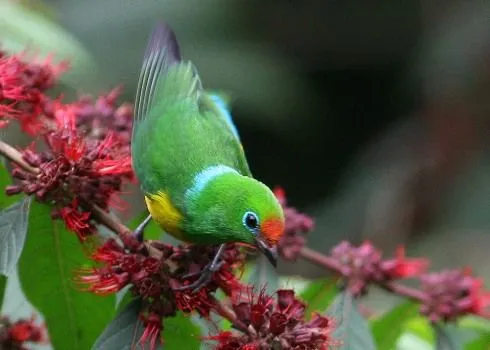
[[138, 311, 162, 350], [381, 246, 429, 279], [77, 268, 130, 295], [274, 187, 315, 261], [420, 269, 490, 321], [0, 315, 47, 349], [330, 241, 430, 296], [0, 50, 67, 132], [93, 157, 133, 176], [57, 200, 94, 241], [76, 239, 248, 348], [461, 273, 490, 318], [207, 288, 337, 349]]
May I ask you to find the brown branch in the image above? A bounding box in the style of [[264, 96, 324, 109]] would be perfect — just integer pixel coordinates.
[[0, 141, 39, 174], [299, 246, 428, 303]]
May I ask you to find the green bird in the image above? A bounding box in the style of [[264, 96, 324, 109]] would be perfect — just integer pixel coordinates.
[[130, 22, 285, 291]]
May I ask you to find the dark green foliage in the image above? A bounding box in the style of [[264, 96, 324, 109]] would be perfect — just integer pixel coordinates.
[[371, 301, 419, 349], [18, 201, 116, 350]]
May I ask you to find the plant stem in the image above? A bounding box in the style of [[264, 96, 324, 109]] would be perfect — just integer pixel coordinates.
[[0, 141, 39, 174], [299, 246, 428, 303], [300, 246, 350, 275], [210, 296, 248, 333]]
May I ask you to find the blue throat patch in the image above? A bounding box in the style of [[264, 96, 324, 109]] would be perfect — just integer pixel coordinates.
[[185, 164, 238, 200], [209, 94, 240, 141]]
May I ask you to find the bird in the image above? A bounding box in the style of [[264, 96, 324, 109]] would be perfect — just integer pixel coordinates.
[[130, 22, 285, 292]]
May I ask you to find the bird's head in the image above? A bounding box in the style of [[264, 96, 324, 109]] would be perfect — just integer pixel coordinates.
[[188, 173, 285, 267]]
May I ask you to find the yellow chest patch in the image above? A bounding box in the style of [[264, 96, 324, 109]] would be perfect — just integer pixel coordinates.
[[144, 191, 186, 240]]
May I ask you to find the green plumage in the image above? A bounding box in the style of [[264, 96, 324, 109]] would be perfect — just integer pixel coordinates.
[[131, 23, 284, 246]]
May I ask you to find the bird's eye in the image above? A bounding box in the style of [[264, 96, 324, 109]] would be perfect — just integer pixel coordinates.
[[242, 211, 259, 233]]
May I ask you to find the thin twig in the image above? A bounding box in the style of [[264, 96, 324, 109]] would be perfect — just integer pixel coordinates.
[[300, 246, 350, 275], [209, 296, 248, 333], [300, 246, 428, 303], [0, 141, 39, 174]]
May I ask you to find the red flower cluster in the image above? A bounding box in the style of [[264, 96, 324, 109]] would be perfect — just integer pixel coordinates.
[[0, 315, 47, 350], [207, 289, 337, 350], [330, 241, 429, 296], [76, 237, 246, 348], [0, 50, 133, 240], [0, 50, 67, 131], [420, 268, 490, 322], [274, 187, 315, 261]]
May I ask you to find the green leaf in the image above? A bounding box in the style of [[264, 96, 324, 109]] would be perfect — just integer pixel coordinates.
[[466, 331, 490, 350], [18, 201, 116, 350], [328, 292, 376, 350], [434, 324, 480, 350], [0, 274, 6, 307], [164, 312, 201, 350], [93, 298, 162, 350], [299, 278, 338, 317], [115, 287, 135, 314], [247, 254, 279, 294], [405, 317, 434, 343], [371, 301, 419, 349], [0, 164, 21, 209], [0, 196, 32, 275], [435, 324, 465, 350]]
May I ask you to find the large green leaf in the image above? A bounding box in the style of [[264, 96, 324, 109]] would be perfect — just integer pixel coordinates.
[[0, 196, 32, 275], [93, 298, 162, 350], [18, 201, 116, 350], [0, 164, 21, 208], [328, 292, 376, 350], [405, 316, 434, 343], [299, 278, 338, 317], [434, 324, 479, 350], [371, 301, 419, 349], [0, 274, 6, 308], [164, 312, 201, 350], [466, 331, 490, 350], [94, 298, 201, 350], [0, 164, 20, 307]]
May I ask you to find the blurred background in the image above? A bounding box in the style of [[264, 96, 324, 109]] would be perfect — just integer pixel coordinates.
[[2, 0, 490, 344]]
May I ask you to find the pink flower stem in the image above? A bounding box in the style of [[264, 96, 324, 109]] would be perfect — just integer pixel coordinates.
[[300, 246, 428, 303], [300, 246, 350, 275]]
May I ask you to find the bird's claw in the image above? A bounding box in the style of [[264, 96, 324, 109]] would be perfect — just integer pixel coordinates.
[[174, 261, 224, 294]]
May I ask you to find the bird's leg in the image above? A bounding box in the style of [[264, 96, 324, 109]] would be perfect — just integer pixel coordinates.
[[132, 214, 152, 242], [173, 244, 226, 294]]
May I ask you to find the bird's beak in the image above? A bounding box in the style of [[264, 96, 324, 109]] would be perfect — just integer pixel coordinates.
[[255, 237, 278, 267]]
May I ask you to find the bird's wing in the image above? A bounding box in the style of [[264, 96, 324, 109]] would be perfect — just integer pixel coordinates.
[[206, 91, 240, 142], [131, 21, 183, 154]]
